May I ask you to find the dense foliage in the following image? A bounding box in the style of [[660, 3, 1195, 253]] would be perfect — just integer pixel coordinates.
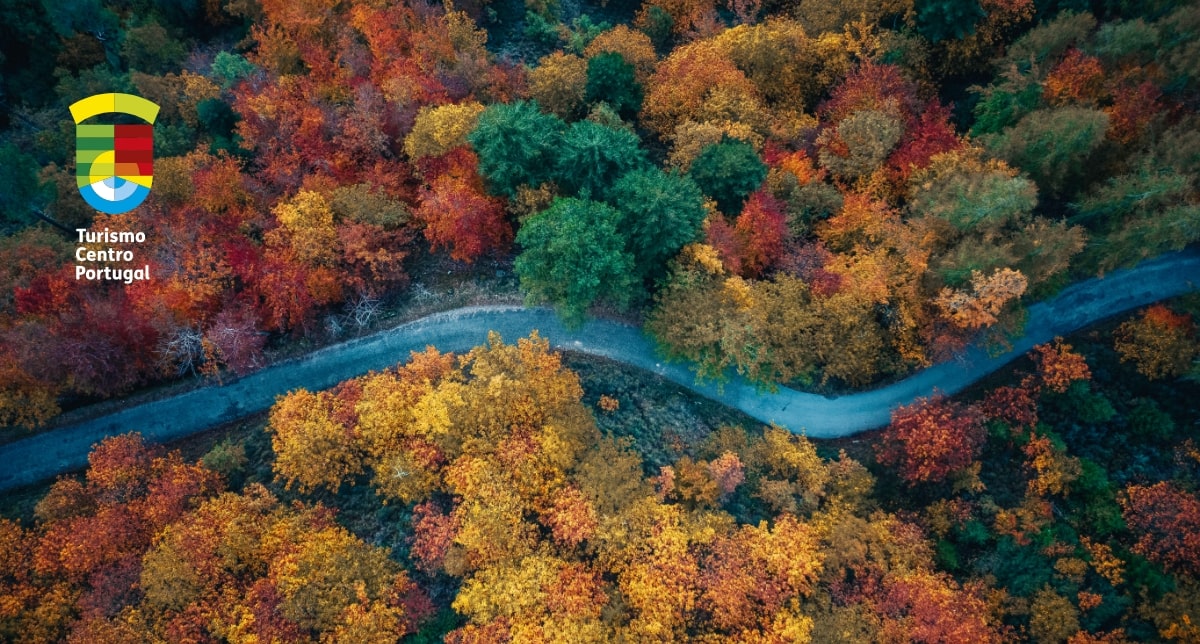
[[2, 0, 1198, 427], [3, 2, 1199, 640], [6, 319, 1200, 641]]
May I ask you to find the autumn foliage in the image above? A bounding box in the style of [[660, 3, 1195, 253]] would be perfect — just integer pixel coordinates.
[[1, 0, 1199, 640], [1121, 482, 1200, 576], [8, 325, 1198, 642], [876, 397, 987, 485], [259, 335, 1013, 641], [415, 149, 511, 263], [1113, 305, 1198, 380], [1, 433, 431, 642], [1032, 338, 1092, 394]]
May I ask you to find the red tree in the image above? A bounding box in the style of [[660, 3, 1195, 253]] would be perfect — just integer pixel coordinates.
[[1031, 338, 1091, 394], [734, 191, 788, 278], [1121, 482, 1200, 576], [705, 214, 743, 276], [415, 149, 511, 264], [981, 384, 1038, 431], [876, 397, 986, 485]]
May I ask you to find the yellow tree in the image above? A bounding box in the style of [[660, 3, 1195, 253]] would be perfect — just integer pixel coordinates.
[[269, 189, 338, 267], [641, 40, 761, 138], [1113, 305, 1198, 380], [712, 18, 850, 113], [404, 102, 486, 160], [268, 386, 365, 492], [528, 52, 589, 119]]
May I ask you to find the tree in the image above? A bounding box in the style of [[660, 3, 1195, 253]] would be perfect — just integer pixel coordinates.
[[788, 0, 909, 39], [585, 52, 643, 117], [274, 526, 401, 632], [645, 244, 752, 382], [1029, 585, 1081, 644], [121, 19, 187, 73], [913, 0, 986, 42], [687, 137, 768, 215], [668, 119, 764, 170], [269, 190, 338, 267], [1031, 338, 1090, 393], [1042, 48, 1105, 106], [712, 18, 847, 114], [540, 485, 600, 548], [137, 484, 427, 641], [405, 102, 486, 160], [698, 515, 822, 632], [1001, 10, 1096, 70], [1105, 81, 1162, 144], [0, 349, 60, 428], [876, 397, 986, 485], [985, 107, 1109, 200], [1074, 164, 1200, 271], [1122, 482, 1200, 576], [415, 151, 511, 263], [982, 384, 1039, 431], [1113, 305, 1197, 380], [887, 103, 962, 183], [0, 143, 51, 230], [733, 191, 788, 278], [820, 63, 924, 128], [528, 52, 589, 119], [817, 109, 903, 184], [268, 387, 365, 492], [554, 120, 648, 197], [583, 25, 658, 83], [906, 148, 1038, 233], [211, 51, 258, 89], [1024, 434, 1081, 502], [635, 0, 720, 38], [934, 268, 1028, 331], [640, 40, 760, 137], [875, 571, 1003, 643], [605, 168, 707, 282], [468, 101, 565, 198], [515, 198, 636, 325]]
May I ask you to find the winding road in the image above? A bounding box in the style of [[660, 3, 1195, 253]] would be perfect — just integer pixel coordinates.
[[2, 249, 1199, 493]]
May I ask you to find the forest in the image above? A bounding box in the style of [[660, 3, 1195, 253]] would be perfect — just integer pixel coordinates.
[[0, 0, 1197, 426], [1, 0, 1199, 640], [3, 318, 1200, 642]]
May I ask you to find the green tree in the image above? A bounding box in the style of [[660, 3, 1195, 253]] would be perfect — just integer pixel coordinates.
[[0, 144, 51, 230], [554, 120, 648, 197], [468, 101, 565, 198], [121, 19, 186, 73], [196, 98, 241, 153], [0, 0, 60, 107], [986, 107, 1109, 200], [907, 149, 1038, 232], [210, 51, 257, 89], [585, 52, 643, 117], [1073, 165, 1200, 271], [914, 0, 985, 42], [606, 168, 707, 282], [1002, 10, 1096, 70], [515, 197, 636, 325], [687, 137, 767, 215]]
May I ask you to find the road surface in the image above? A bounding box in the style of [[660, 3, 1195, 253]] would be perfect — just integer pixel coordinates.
[[2, 249, 1198, 492]]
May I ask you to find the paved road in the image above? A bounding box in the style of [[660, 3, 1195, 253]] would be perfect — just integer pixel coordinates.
[[2, 250, 1199, 492]]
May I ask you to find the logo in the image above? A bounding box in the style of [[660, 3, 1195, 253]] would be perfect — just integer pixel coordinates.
[[69, 93, 160, 215]]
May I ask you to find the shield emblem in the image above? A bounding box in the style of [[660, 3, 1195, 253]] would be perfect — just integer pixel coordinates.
[[69, 93, 160, 215]]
